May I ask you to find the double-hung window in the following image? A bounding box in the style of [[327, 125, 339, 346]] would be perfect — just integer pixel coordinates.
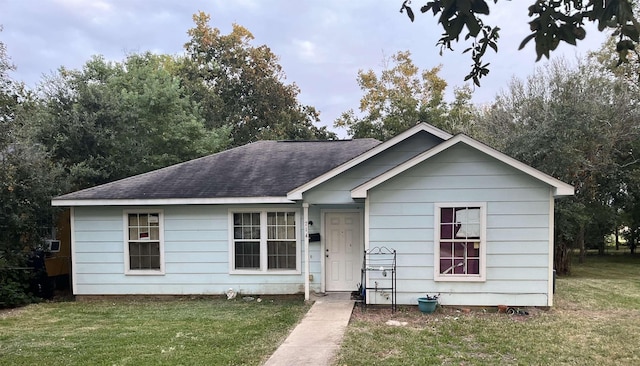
[[124, 211, 164, 275], [434, 203, 486, 281], [231, 210, 299, 273]]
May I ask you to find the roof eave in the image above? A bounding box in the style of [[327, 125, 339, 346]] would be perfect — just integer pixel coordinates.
[[51, 196, 296, 207]]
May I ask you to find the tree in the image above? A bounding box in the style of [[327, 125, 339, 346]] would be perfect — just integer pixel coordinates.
[[181, 12, 335, 146], [31, 53, 230, 190], [335, 51, 456, 140], [0, 35, 64, 307], [475, 57, 640, 272], [400, 0, 640, 86]]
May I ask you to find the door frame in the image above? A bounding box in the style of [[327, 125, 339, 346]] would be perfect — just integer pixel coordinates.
[[320, 209, 364, 293]]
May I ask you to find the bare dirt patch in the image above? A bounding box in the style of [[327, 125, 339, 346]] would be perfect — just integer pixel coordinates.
[[350, 304, 545, 326]]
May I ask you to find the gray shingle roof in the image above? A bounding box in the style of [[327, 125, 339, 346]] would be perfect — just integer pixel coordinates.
[[55, 139, 381, 200]]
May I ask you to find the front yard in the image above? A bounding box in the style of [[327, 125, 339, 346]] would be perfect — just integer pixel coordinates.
[[0, 296, 310, 365], [1, 255, 639, 365], [336, 254, 640, 365]]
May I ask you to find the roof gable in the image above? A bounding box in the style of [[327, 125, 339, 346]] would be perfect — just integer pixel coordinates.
[[286, 123, 452, 200], [351, 134, 574, 198]]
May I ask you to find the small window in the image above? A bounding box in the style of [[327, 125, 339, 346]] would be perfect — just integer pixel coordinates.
[[125, 211, 164, 274], [435, 204, 485, 281], [230, 210, 299, 273]]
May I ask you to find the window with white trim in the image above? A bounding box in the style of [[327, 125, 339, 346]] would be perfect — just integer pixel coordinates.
[[125, 211, 164, 274], [435, 203, 486, 281], [231, 210, 299, 273]]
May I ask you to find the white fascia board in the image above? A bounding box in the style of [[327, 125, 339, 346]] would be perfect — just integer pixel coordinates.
[[287, 122, 453, 200], [351, 134, 575, 199], [51, 196, 296, 207]]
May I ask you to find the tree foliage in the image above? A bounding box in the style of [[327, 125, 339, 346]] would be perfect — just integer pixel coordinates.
[[181, 12, 335, 146], [334, 51, 475, 140], [0, 35, 64, 307], [400, 0, 640, 86], [475, 58, 640, 272], [30, 53, 230, 190]]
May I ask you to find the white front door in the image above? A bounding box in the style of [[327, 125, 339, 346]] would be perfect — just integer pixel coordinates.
[[325, 212, 362, 292]]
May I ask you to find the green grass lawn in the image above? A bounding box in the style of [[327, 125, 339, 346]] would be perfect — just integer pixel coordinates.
[[0, 296, 310, 366], [336, 254, 640, 365]]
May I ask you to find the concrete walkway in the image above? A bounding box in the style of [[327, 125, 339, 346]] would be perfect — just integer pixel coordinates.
[[263, 292, 355, 366]]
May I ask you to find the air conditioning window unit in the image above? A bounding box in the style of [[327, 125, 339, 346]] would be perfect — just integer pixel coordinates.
[[45, 239, 61, 252]]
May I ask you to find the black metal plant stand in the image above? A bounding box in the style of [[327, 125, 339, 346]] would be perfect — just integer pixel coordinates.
[[360, 246, 396, 312]]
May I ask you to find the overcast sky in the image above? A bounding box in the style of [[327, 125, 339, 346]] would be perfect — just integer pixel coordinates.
[[1, 0, 607, 137]]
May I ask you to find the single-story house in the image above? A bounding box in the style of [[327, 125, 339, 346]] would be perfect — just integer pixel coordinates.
[[52, 123, 573, 307]]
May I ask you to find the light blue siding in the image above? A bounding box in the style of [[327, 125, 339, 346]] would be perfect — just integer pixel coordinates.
[[71, 135, 560, 306], [367, 143, 553, 306], [72, 204, 320, 296], [304, 132, 444, 204]]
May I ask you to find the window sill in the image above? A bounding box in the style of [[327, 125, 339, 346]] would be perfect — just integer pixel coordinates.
[[230, 269, 301, 275], [434, 275, 485, 282], [125, 270, 165, 276]]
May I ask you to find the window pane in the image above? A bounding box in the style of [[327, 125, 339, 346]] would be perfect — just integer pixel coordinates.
[[453, 259, 465, 274], [267, 241, 296, 269], [440, 259, 453, 274], [286, 213, 295, 226], [467, 259, 480, 274], [454, 242, 466, 257], [150, 227, 159, 240], [268, 226, 276, 239], [234, 213, 241, 226], [242, 227, 252, 239], [129, 242, 140, 255], [467, 242, 480, 257], [440, 242, 453, 257], [252, 213, 260, 225], [130, 255, 141, 269], [441, 208, 454, 223], [267, 212, 276, 225], [235, 242, 260, 269], [129, 228, 138, 241], [441, 223, 454, 239], [139, 214, 148, 226], [150, 243, 160, 256], [151, 256, 160, 269], [129, 214, 138, 226], [140, 256, 151, 269], [149, 214, 159, 226], [287, 227, 296, 239], [139, 230, 149, 240]]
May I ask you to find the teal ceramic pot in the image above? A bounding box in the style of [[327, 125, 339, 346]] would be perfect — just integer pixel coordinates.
[[417, 297, 438, 313]]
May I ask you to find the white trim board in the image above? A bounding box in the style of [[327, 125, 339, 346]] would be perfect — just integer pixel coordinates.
[[52, 197, 295, 207], [351, 134, 574, 199]]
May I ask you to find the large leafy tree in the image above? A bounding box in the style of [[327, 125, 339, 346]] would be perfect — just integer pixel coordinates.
[[475, 58, 640, 272], [400, 0, 640, 85], [180, 12, 335, 146], [31, 53, 230, 190], [0, 34, 64, 307], [335, 50, 475, 140]]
